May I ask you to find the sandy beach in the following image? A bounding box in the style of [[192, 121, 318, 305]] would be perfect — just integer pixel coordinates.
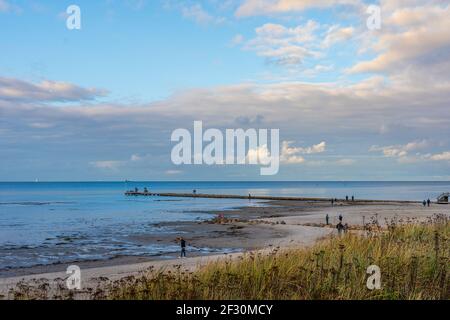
[[1, 198, 448, 298]]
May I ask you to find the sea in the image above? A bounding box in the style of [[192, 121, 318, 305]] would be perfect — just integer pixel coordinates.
[[0, 181, 449, 270]]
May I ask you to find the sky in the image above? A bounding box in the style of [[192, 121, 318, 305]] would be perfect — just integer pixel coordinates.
[[0, 0, 449, 181]]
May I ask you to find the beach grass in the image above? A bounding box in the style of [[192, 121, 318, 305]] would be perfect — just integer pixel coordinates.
[[8, 214, 449, 300], [102, 214, 449, 300]]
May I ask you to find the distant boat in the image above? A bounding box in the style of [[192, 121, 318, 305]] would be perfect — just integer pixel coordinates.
[[35, 178, 39, 183]]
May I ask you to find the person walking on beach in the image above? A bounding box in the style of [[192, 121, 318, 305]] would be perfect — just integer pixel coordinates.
[[331, 198, 334, 206], [338, 214, 343, 222], [180, 237, 187, 258], [422, 200, 426, 207], [351, 195, 354, 202], [346, 195, 349, 201], [326, 214, 329, 225], [427, 198, 431, 207]]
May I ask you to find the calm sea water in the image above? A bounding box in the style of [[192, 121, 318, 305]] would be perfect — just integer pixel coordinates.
[[0, 181, 449, 269]]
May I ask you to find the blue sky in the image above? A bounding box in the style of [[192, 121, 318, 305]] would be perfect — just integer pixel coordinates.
[[1, 0, 449, 181]]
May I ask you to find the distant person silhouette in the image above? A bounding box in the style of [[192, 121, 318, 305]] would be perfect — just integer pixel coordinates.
[[427, 199, 431, 207], [326, 214, 329, 225], [180, 237, 186, 258]]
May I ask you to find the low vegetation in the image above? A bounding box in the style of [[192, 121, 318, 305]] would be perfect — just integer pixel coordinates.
[[8, 214, 449, 300]]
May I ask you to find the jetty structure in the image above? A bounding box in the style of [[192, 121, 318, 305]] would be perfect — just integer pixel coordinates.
[[124, 190, 420, 203], [437, 193, 449, 204]]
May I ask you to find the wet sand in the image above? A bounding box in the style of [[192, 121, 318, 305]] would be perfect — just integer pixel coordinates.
[[1, 199, 448, 297]]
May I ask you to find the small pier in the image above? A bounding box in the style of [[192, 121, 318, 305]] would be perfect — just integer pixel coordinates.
[[124, 191, 419, 203]]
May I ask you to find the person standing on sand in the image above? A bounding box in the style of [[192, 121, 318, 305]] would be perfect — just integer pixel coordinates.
[[338, 214, 343, 222], [427, 199, 431, 207], [326, 214, 329, 225], [423, 200, 426, 207], [331, 198, 334, 206], [180, 237, 187, 258]]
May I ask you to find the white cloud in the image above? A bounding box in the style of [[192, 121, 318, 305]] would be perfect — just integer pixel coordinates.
[[349, 3, 450, 83], [181, 3, 224, 25], [0, 77, 107, 102], [368, 140, 450, 164], [280, 141, 326, 164], [429, 152, 450, 162], [370, 140, 428, 159], [322, 25, 354, 48], [235, 0, 361, 17], [243, 21, 320, 65], [245, 140, 326, 165], [246, 144, 273, 164]]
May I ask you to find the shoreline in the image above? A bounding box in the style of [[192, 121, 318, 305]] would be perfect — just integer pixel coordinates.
[[1, 199, 448, 297]]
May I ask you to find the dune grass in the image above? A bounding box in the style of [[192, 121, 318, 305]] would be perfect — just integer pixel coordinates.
[[102, 214, 449, 300]]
